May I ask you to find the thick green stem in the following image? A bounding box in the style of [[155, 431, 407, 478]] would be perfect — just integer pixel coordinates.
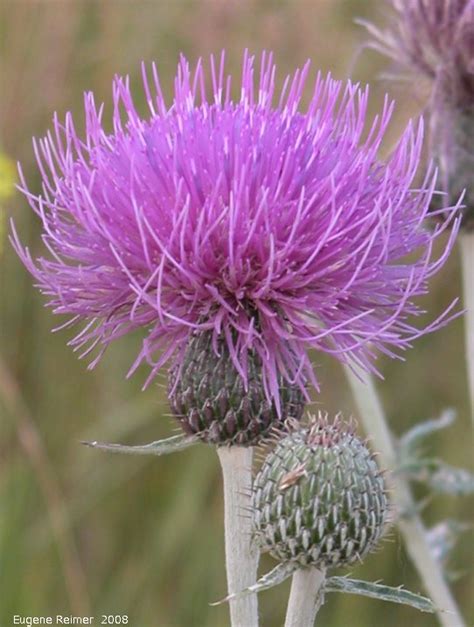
[[217, 446, 259, 627], [344, 365, 465, 627]]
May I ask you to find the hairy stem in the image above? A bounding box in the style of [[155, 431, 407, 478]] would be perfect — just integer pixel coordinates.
[[217, 446, 259, 627], [285, 568, 325, 627], [344, 365, 465, 627], [460, 231, 474, 421]]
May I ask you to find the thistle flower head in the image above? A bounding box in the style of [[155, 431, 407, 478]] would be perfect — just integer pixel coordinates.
[[363, 1, 474, 226], [12, 51, 460, 411], [252, 413, 389, 568], [364, 0, 474, 110]]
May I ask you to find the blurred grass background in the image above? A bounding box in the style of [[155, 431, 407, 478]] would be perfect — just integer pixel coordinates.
[[0, 1, 472, 626]]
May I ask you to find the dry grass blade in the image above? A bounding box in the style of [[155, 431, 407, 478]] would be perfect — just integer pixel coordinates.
[[0, 355, 90, 616]]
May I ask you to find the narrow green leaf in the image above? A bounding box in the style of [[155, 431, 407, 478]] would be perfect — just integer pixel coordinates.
[[210, 562, 298, 606], [81, 433, 199, 456], [325, 577, 436, 613]]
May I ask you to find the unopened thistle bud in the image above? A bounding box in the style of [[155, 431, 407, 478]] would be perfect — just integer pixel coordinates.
[[168, 331, 306, 446], [252, 414, 388, 567]]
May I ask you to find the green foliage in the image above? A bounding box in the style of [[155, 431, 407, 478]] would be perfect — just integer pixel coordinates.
[[0, 1, 472, 625], [217, 566, 437, 615], [395, 410, 474, 589], [397, 410, 474, 495], [398, 410, 456, 460], [325, 577, 436, 613], [83, 433, 199, 456], [398, 459, 474, 496], [427, 520, 472, 581], [212, 562, 297, 605]]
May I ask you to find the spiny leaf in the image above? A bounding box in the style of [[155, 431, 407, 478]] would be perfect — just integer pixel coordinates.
[[397, 458, 474, 495], [82, 433, 199, 456], [428, 465, 474, 495], [398, 409, 455, 460], [325, 577, 436, 613], [427, 519, 472, 568], [210, 562, 297, 606]]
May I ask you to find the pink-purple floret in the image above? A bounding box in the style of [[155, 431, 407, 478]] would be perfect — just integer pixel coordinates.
[[11, 51, 462, 404]]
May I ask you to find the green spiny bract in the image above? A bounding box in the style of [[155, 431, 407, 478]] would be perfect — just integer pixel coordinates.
[[168, 331, 306, 446], [252, 414, 388, 568]]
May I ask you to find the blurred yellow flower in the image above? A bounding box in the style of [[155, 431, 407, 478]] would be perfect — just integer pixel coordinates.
[[0, 152, 17, 255], [0, 153, 16, 200]]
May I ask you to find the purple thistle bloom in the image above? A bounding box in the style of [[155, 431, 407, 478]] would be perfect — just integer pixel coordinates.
[[363, 1, 474, 226], [12, 52, 461, 406], [363, 0, 474, 110]]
